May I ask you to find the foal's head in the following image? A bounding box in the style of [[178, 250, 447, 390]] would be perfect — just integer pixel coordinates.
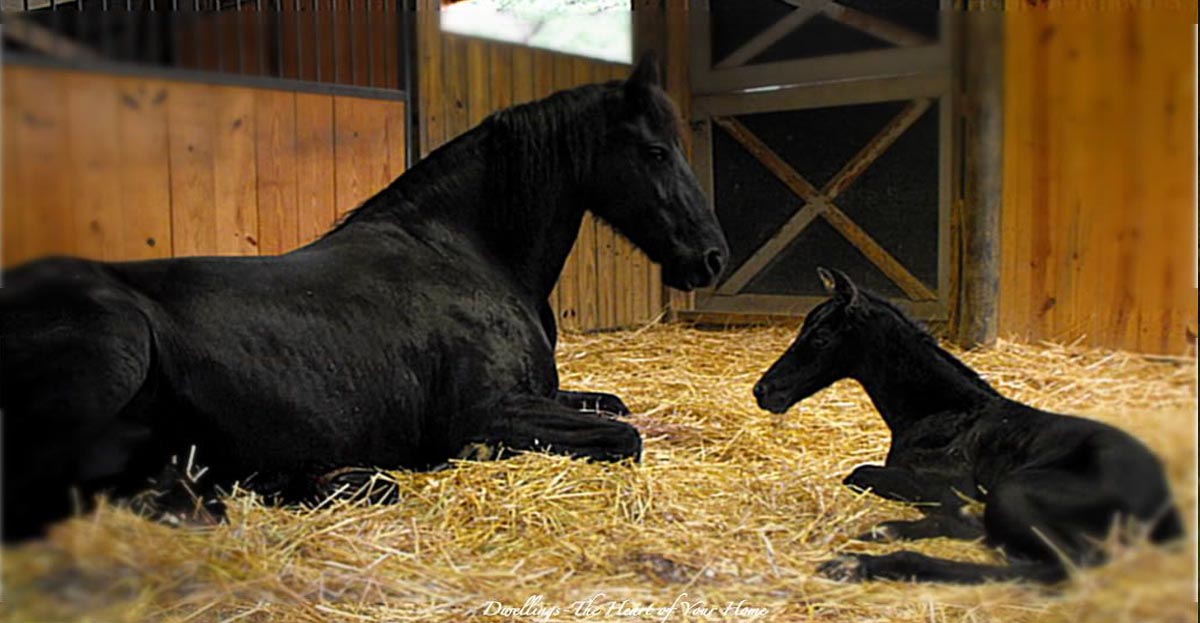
[[753, 268, 872, 414], [586, 54, 729, 290]]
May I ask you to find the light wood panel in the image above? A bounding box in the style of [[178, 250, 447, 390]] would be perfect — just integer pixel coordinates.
[[2, 66, 407, 266], [1000, 3, 1197, 355]]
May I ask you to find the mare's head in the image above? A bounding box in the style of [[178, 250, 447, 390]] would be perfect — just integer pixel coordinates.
[[753, 268, 871, 414], [585, 53, 729, 290]]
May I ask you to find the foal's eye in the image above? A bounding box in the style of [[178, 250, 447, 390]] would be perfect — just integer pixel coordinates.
[[643, 145, 669, 162]]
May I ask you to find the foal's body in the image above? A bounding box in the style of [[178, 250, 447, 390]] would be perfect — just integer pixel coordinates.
[[1, 57, 730, 540], [754, 269, 1181, 584]]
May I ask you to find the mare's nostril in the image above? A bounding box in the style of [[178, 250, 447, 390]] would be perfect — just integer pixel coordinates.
[[704, 248, 725, 278], [753, 383, 769, 399]]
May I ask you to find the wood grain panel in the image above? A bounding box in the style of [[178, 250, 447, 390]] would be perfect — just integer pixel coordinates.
[[294, 93, 337, 245], [167, 82, 218, 257], [212, 86, 259, 256], [333, 96, 392, 217], [64, 72, 121, 261], [3, 68, 408, 268], [254, 90, 298, 255], [1000, 4, 1197, 355], [114, 77, 173, 261]]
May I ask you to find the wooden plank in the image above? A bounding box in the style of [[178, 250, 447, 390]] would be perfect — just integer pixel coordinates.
[[489, 44, 514, 111], [212, 86, 259, 256], [64, 72, 122, 261], [255, 89, 298, 255], [954, 11, 1003, 347], [333, 95, 392, 218], [717, 201, 825, 295], [510, 44, 535, 105], [823, 3, 933, 47], [417, 5, 444, 154], [443, 34, 471, 142], [295, 93, 337, 244], [8, 68, 74, 262], [823, 98, 933, 200], [711, 116, 821, 200], [114, 77, 173, 261], [385, 100, 408, 182], [2, 68, 26, 266], [465, 38, 491, 128], [823, 205, 938, 301], [553, 53, 579, 331], [166, 82, 218, 258], [713, 1, 824, 69]]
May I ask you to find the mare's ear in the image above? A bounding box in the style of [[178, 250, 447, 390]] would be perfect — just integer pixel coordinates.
[[817, 267, 861, 309], [625, 50, 661, 97]]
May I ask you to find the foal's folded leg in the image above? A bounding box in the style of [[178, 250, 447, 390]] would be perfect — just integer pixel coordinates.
[[855, 514, 985, 543], [554, 390, 631, 416], [472, 394, 642, 462]]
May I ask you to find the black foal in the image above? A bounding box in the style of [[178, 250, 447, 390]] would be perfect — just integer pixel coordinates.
[[753, 268, 1183, 584]]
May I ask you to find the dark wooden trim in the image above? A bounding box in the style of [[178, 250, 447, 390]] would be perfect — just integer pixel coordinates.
[[954, 9, 1003, 347]]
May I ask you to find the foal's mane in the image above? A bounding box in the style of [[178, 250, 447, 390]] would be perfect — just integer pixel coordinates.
[[863, 292, 1001, 396]]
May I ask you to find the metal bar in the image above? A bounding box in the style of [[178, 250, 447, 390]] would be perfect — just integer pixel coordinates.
[[4, 51, 409, 100], [348, 0, 356, 84], [331, 0, 339, 84], [293, 0, 301, 80], [365, 0, 374, 87], [275, 0, 283, 78], [313, 0, 321, 82], [713, 1, 826, 70], [401, 0, 416, 166], [236, 0, 245, 74]]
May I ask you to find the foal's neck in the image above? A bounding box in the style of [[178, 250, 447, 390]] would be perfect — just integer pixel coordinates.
[[853, 322, 998, 431]]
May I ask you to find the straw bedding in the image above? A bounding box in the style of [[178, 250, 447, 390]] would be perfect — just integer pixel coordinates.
[[1, 324, 1195, 623]]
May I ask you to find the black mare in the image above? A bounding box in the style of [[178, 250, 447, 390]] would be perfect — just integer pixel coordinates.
[[0, 55, 729, 541], [753, 268, 1182, 584]]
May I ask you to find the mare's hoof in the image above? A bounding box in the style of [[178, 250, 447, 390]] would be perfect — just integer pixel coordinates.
[[817, 555, 870, 583], [594, 394, 632, 417], [316, 467, 401, 505], [456, 442, 498, 461]]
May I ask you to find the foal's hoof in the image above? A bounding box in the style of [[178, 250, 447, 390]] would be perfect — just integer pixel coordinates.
[[456, 442, 498, 461], [853, 524, 897, 543], [817, 555, 869, 583]]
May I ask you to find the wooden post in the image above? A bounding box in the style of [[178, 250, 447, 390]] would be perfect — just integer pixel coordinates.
[[956, 6, 1003, 348]]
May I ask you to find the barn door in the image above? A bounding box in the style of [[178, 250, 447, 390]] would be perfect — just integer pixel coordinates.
[[688, 0, 956, 320]]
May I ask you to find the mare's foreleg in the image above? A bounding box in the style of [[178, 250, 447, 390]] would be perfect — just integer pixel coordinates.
[[537, 299, 630, 416], [470, 394, 642, 462]]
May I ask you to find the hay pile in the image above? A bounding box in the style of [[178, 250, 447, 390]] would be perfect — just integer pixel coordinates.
[[2, 325, 1195, 623]]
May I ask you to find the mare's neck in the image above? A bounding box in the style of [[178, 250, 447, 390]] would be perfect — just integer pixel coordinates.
[[329, 123, 587, 301], [852, 326, 998, 431]]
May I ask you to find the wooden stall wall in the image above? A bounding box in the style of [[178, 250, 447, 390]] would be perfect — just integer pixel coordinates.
[[1001, 2, 1197, 356], [418, 12, 663, 333], [2, 65, 406, 266]]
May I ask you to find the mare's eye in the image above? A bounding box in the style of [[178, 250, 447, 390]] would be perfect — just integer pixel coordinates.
[[643, 145, 669, 162]]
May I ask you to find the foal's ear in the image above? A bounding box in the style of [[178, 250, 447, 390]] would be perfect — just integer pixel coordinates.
[[626, 50, 661, 92], [817, 267, 860, 307]]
